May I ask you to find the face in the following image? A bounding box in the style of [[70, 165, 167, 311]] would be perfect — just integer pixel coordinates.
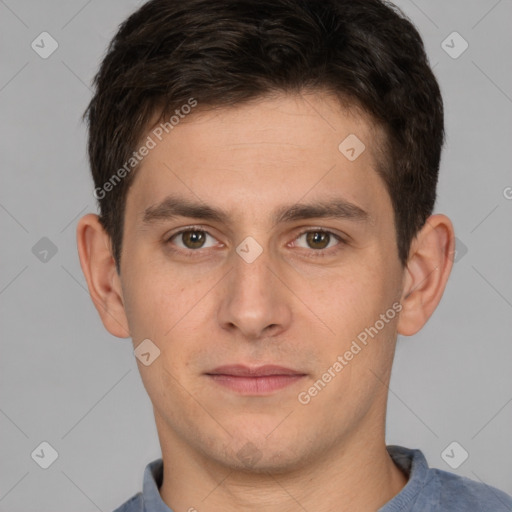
[[118, 92, 406, 472]]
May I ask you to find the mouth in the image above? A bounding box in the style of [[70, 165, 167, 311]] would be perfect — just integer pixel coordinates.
[[205, 364, 307, 395]]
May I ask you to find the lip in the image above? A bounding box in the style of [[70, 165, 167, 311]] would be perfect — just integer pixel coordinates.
[[207, 364, 305, 377], [205, 365, 307, 395]]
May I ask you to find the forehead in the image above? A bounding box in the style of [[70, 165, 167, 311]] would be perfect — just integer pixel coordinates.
[[125, 92, 392, 226]]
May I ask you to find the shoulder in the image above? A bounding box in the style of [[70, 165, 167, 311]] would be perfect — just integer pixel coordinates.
[[112, 492, 144, 512], [433, 467, 512, 511]]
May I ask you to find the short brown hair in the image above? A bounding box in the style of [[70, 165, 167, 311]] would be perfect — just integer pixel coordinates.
[[83, 0, 444, 273]]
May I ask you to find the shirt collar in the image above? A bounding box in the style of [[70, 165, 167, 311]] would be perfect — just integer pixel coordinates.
[[141, 458, 173, 512], [379, 445, 438, 511]]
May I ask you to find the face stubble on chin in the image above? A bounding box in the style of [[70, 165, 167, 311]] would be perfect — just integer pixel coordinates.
[[118, 91, 405, 477]]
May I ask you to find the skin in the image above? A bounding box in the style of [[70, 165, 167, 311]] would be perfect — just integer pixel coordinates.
[[77, 91, 455, 512]]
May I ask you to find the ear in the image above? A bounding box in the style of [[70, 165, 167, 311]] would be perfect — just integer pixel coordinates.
[[76, 213, 130, 338], [397, 214, 455, 336]]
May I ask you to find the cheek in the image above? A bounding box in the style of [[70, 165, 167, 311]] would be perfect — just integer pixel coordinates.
[[315, 264, 377, 317], [123, 264, 213, 348], [121, 267, 174, 342], [315, 258, 399, 346]]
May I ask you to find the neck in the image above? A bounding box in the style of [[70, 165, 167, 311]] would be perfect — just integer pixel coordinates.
[[156, 414, 408, 512]]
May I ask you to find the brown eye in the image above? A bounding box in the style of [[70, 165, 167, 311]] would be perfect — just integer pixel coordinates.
[[181, 230, 206, 249], [169, 229, 217, 251], [295, 229, 341, 252], [305, 231, 331, 250]]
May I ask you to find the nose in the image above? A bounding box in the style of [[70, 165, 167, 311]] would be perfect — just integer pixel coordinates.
[[217, 243, 292, 341]]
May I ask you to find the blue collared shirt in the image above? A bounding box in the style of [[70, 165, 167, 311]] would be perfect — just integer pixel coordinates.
[[113, 445, 512, 511]]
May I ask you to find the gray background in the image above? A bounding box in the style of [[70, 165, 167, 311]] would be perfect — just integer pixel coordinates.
[[1, 0, 511, 510]]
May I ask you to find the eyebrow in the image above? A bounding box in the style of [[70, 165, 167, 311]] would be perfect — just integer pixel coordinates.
[[142, 195, 369, 227]]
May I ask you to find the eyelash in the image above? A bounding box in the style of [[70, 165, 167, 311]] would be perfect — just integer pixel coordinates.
[[165, 225, 346, 258]]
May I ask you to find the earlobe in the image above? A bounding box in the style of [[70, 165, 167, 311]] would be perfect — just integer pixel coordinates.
[[76, 213, 131, 339], [397, 214, 455, 336]]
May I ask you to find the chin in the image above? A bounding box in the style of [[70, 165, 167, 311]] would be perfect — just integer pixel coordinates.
[[215, 437, 308, 475]]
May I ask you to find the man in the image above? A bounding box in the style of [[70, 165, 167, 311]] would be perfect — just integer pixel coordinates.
[[76, 0, 512, 510]]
